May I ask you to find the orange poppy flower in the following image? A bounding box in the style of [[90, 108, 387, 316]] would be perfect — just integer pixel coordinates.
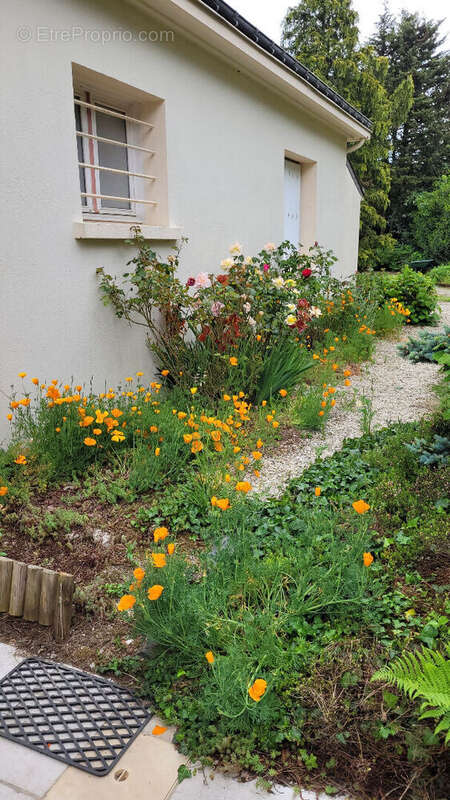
[[314, 487, 321, 497], [154, 526, 169, 543], [235, 481, 252, 493], [191, 440, 203, 454], [205, 651, 215, 664], [248, 678, 267, 702], [133, 567, 145, 582], [352, 500, 370, 515], [216, 498, 230, 510], [363, 552, 374, 567], [167, 543, 175, 555], [151, 553, 166, 568], [148, 584, 164, 600], [117, 595, 136, 611]]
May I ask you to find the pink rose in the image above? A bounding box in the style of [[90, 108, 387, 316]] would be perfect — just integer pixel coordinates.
[[211, 301, 224, 317], [263, 263, 270, 272], [194, 272, 211, 289]]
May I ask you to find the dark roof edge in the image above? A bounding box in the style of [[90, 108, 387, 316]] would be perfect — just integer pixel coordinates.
[[197, 0, 372, 131], [346, 158, 365, 197]]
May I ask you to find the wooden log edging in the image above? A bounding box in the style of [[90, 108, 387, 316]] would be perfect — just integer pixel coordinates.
[[0, 557, 74, 641]]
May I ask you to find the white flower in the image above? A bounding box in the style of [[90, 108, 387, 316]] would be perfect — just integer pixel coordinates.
[[285, 314, 297, 325], [220, 258, 233, 270], [167, 254, 176, 264], [244, 256, 253, 265], [286, 303, 296, 313], [264, 242, 276, 252], [310, 306, 322, 317], [229, 242, 242, 255], [248, 316, 256, 328], [243, 302, 251, 313], [272, 276, 285, 289]]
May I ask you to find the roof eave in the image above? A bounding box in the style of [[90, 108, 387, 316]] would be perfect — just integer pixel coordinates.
[[125, 0, 372, 141]]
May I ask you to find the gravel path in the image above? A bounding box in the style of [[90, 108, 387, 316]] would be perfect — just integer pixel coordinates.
[[254, 300, 450, 498]]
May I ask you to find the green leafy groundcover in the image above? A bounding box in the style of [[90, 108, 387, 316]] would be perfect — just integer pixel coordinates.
[[115, 421, 449, 797]]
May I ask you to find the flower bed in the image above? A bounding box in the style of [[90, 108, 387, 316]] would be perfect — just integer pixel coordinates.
[[1, 236, 445, 798]]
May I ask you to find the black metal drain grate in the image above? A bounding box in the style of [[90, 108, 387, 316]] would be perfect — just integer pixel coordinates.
[[0, 657, 152, 775]]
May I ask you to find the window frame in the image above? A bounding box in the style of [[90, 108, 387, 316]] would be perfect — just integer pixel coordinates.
[[74, 88, 140, 220]]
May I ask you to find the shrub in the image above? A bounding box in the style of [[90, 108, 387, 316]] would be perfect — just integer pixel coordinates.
[[374, 239, 423, 272], [379, 267, 438, 324], [411, 174, 450, 264], [405, 435, 450, 467], [97, 231, 386, 401], [398, 328, 450, 364], [428, 264, 450, 287]]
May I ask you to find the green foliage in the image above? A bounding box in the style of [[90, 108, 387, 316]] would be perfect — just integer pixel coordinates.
[[380, 267, 438, 324], [405, 435, 450, 467], [290, 384, 331, 431], [372, 645, 450, 744], [97, 231, 338, 401], [256, 339, 313, 403], [428, 264, 450, 287], [130, 511, 376, 735], [412, 175, 450, 264], [370, 11, 450, 242], [373, 239, 423, 272], [398, 327, 450, 364], [282, 0, 359, 84]]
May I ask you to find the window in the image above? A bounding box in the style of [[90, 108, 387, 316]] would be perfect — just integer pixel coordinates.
[[72, 65, 169, 228]]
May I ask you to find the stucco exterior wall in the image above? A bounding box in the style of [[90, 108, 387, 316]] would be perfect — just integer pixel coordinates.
[[0, 0, 362, 442]]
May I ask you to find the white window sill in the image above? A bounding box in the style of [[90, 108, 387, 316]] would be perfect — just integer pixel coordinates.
[[73, 222, 183, 240]]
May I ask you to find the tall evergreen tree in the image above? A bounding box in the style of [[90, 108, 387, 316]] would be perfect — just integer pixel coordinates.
[[282, 0, 413, 268], [370, 10, 450, 241]]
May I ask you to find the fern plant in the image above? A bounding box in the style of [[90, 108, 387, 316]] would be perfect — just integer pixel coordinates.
[[372, 644, 450, 744]]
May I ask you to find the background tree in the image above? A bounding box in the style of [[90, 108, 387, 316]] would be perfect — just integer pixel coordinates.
[[282, 0, 413, 269], [370, 10, 450, 243], [411, 174, 450, 263]]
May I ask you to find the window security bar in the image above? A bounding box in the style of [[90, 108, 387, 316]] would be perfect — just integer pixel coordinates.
[[78, 162, 157, 181], [76, 131, 155, 156], [74, 99, 154, 128], [81, 192, 158, 205]]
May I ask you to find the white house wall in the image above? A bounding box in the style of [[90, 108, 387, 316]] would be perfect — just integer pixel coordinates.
[[0, 0, 362, 442]]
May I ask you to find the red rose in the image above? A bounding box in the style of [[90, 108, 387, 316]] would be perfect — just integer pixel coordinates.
[[301, 268, 312, 278], [186, 277, 195, 287], [217, 274, 229, 285]]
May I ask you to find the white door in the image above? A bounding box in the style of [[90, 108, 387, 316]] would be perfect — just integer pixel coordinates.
[[284, 159, 301, 244]]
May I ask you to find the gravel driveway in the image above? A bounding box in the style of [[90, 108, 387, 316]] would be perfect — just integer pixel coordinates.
[[254, 299, 450, 498]]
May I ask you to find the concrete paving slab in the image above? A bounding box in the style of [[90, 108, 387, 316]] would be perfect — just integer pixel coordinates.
[[0, 643, 21, 677], [44, 727, 187, 800], [0, 782, 39, 800], [0, 643, 67, 799], [0, 738, 66, 798], [170, 772, 297, 800]]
